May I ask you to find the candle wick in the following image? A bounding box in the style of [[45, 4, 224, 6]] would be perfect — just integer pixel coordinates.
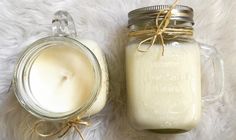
[[60, 71, 74, 82], [62, 75, 68, 81], [57, 75, 69, 87]]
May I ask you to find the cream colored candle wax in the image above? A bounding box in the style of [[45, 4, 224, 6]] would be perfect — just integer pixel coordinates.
[[29, 44, 95, 113], [126, 5, 206, 132], [126, 42, 201, 131], [13, 11, 109, 121], [79, 39, 109, 117]]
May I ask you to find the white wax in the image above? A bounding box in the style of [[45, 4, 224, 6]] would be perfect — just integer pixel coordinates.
[[126, 42, 201, 131], [79, 39, 109, 117], [30, 44, 95, 113]]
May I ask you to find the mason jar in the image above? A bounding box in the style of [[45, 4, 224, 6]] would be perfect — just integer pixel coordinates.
[[13, 11, 109, 121], [126, 5, 224, 133]]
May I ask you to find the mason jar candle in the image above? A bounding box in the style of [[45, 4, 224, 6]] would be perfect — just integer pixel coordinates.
[[13, 11, 109, 121], [126, 5, 224, 133]]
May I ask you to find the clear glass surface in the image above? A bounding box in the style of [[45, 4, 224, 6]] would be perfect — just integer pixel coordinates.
[[13, 37, 102, 120], [13, 11, 102, 121]]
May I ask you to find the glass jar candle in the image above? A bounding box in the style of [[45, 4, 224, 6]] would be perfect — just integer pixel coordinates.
[[13, 11, 109, 121], [126, 5, 224, 133]]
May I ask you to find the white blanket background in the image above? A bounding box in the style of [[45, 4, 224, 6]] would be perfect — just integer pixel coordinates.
[[0, 0, 235, 140]]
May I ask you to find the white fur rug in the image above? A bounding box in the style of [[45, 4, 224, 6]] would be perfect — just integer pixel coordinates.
[[0, 0, 236, 140]]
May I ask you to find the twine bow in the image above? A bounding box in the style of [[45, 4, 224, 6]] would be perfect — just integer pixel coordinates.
[[33, 117, 89, 140], [128, 0, 193, 56]]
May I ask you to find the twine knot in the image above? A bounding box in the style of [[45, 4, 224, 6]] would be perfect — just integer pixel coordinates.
[[128, 0, 193, 56], [33, 117, 89, 140]]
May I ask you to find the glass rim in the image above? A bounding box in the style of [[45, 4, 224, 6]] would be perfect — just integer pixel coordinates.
[[13, 36, 102, 121]]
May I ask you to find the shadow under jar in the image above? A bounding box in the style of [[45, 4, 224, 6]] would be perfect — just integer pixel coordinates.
[[126, 5, 224, 133]]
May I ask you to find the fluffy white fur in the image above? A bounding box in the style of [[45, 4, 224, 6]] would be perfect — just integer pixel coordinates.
[[0, 0, 235, 140]]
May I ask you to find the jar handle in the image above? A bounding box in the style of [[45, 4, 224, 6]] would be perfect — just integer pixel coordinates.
[[6, 11, 77, 95], [199, 43, 224, 102], [52, 10, 77, 37]]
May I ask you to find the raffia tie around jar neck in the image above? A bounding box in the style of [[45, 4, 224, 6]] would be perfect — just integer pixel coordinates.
[[128, 0, 194, 56]]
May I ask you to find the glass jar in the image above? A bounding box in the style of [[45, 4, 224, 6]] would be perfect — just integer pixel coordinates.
[[13, 11, 109, 121], [126, 5, 224, 133]]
